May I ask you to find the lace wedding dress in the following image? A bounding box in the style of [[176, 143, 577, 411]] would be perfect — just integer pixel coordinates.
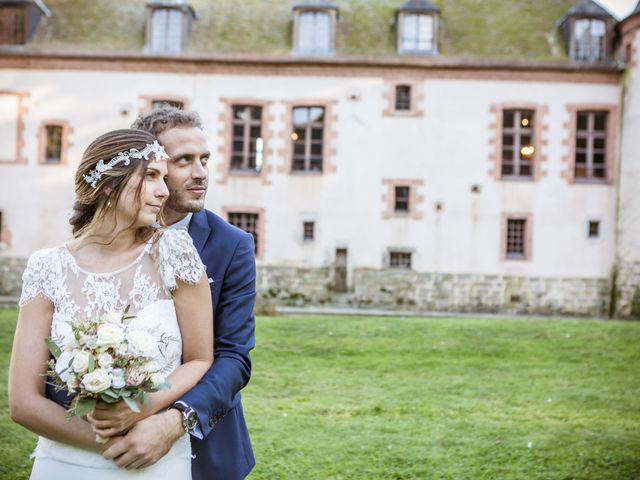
[[19, 228, 205, 480]]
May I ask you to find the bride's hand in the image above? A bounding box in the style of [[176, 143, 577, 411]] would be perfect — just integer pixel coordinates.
[[87, 400, 146, 438]]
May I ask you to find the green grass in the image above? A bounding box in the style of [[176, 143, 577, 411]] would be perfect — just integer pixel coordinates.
[[1, 310, 639, 479]]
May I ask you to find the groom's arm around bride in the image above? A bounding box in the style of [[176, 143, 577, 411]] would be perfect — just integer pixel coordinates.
[[103, 108, 257, 479]]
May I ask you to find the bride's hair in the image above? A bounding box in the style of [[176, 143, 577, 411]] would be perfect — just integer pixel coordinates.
[[70, 128, 162, 241]]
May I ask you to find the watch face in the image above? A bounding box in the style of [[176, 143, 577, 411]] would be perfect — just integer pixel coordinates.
[[186, 411, 198, 430]]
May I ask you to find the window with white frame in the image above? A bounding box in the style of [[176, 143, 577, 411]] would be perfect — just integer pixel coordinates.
[[399, 13, 435, 54], [296, 10, 333, 56], [149, 8, 185, 53], [573, 18, 606, 63]]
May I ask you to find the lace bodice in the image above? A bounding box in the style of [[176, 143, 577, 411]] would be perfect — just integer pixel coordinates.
[[20, 228, 204, 319], [19, 228, 205, 469]]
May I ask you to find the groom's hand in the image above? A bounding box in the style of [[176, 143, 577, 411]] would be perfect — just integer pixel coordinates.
[[103, 409, 184, 470]]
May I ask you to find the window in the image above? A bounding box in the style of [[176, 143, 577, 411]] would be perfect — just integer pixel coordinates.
[[0, 6, 26, 45], [291, 106, 324, 172], [147, 6, 192, 53], [389, 251, 412, 269], [151, 99, 184, 110], [395, 85, 412, 111], [506, 219, 527, 260], [394, 186, 410, 212], [573, 18, 606, 63], [588, 220, 600, 238], [303, 221, 315, 241], [231, 106, 263, 172], [502, 109, 535, 178], [45, 126, 63, 164], [575, 111, 607, 181], [228, 212, 260, 255], [399, 14, 435, 54], [296, 10, 333, 56]]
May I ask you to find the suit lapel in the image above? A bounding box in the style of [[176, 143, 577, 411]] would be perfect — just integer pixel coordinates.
[[188, 210, 212, 255]]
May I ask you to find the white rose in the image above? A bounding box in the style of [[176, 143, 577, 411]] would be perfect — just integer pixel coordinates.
[[150, 372, 166, 388], [126, 366, 146, 387], [72, 350, 91, 374], [67, 375, 79, 393], [63, 335, 79, 350], [127, 330, 158, 358], [116, 343, 128, 356], [143, 360, 160, 374], [96, 324, 125, 347], [98, 352, 114, 369], [81, 368, 111, 393], [109, 368, 126, 389], [55, 351, 74, 383]]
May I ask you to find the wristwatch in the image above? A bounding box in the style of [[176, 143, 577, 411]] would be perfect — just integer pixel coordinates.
[[171, 401, 198, 433]]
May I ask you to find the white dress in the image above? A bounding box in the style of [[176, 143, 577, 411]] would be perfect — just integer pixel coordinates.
[[18, 228, 205, 480]]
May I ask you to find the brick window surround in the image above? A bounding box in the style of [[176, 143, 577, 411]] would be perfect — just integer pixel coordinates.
[[620, 16, 640, 68], [223, 207, 265, 261], [139, 95, 189, 114], [278, 99, 338, 175], [217, 98, 275, 185], [489, 102, 549, 181], [0, 91, 29, 164], [561, 104, 618, 185], [383, 79, 424, 117], [292, 7, 338, 56], [501, 213, 533, 261], [38, 120, 72, 165], [382, 179, 424, 220]]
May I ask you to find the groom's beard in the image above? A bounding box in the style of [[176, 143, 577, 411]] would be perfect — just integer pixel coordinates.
[[165, 182, 207, 214]]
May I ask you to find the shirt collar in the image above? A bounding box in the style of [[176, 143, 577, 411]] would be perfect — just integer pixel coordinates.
[[169, 212, 193, 231]]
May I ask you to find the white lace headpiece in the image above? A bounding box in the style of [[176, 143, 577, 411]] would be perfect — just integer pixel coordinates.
[[83, 140, 170, 188]]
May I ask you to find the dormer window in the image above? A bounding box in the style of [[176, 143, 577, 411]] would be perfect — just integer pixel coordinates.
[[573, 18, 606, 62], [292, 2, 338, 56], [0, 1, 50, 46], [558, 0, 614, 64], [0, 6, 26, 45], [396, 0, 439, 55], [145, 2, 196, 54]]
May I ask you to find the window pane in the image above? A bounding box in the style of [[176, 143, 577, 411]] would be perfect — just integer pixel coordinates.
[[293, 107, 309, 125], [45, 125, 63, 163], [395, 85, 411, 111], [577, 113, 588, 131], [594, 112, 607, 131], [593, 137, 605, 149], [503, 111, 514, 128]]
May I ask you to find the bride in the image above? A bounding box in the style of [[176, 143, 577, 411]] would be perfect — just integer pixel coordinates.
[[8, 129, 213, 479]]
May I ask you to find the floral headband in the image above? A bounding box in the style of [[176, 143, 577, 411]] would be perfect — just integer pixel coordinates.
[[83, 140, 170, 188]]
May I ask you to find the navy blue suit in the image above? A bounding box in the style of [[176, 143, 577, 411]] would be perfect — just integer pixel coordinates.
[[185, 209, 256, 479], [46, 209, 256, 479]]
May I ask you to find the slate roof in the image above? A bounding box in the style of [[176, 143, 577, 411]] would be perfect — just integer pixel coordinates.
[[18, 0, 610, 62], [398, 0, 439, 13]]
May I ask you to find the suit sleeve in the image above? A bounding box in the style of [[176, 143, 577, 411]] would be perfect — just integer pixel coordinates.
[[178, 232, 256, 439]]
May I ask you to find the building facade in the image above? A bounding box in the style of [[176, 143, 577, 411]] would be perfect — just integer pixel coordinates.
[[1, 0, 639, 317]]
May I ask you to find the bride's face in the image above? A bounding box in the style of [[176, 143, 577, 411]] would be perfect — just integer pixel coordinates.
[[115, 160, 169, 228]]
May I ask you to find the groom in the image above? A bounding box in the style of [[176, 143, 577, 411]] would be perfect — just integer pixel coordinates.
[[103, 108, 256, 478]]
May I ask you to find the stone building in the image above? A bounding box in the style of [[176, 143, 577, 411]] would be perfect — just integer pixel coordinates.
[[0, 0, 639, 317]]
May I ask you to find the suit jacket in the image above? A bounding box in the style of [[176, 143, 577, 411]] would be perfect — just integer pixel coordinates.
[[184, 209, 256, 480], [46, 209, 256, 479]]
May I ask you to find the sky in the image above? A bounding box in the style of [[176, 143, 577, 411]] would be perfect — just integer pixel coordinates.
[[595, 0, 637, 18]]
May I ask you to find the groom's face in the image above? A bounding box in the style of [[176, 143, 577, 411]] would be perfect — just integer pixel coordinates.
[[158, 126, 210, 224]]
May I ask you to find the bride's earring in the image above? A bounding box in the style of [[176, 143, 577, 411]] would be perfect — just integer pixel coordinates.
[[106, 201, 112, 208]]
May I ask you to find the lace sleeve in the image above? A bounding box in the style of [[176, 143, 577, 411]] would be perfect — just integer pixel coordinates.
[[19, 248, 59, 307], [158, 228, 206, 291]]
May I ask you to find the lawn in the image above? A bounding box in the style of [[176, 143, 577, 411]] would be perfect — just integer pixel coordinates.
[[1, 310, 639, 479]]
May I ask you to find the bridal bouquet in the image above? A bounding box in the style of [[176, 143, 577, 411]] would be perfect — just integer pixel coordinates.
[[45, 306, 170, 419]]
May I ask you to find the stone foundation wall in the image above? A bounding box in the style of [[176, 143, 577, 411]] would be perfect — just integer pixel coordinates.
[[615, 261, 640, 319], [0, 257, 27, 298], [257, 266, 611, 317], [0, 258, 616, 317]]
